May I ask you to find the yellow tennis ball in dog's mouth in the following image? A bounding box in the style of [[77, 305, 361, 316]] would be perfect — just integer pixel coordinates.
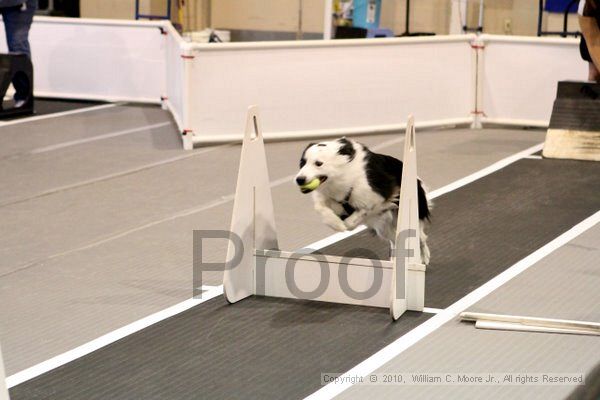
[[300, 178, 321, 193]]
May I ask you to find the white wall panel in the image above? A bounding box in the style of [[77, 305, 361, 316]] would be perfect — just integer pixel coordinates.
[[0, 17, 167, 103], [480, 35, 586, 126], [185, 36, 475, 143], [164, 24, 186, 130], [0, 17, 589, 146]]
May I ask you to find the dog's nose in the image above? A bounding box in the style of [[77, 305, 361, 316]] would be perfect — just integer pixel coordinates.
[[296, 176, 306, 186]]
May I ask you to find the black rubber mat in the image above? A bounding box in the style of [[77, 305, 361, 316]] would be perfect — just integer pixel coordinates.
[[549, 98, 600, 131], [9, 158, 600, 400], [34, 98, 104, 115], [567, 361, 600, 400], [555, 80, 600, 100], [1, 98, 104, 121], [9, 297, 430, 400], [322, 158, 600, 308], [549, 81, 600, 131]]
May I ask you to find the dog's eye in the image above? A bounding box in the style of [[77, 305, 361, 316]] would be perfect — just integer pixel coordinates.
[[315, 161, 323, 167]]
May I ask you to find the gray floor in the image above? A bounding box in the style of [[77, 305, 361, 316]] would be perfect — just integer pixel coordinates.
[[337, 224, 600, 400], [1, 102, 598, 399], [8, 300, 431, 400], [0, 103, 547, 376], [320, 157, 600, 308], [0, 98, 102, 122], [9, 153, 599, 400]]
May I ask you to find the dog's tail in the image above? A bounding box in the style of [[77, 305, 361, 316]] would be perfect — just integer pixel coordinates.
[[417, 180, 431, 221]]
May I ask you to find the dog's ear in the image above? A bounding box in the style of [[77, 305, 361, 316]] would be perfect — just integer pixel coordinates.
[[301, 142, 316, 157], [300, 142, 316, 167], [337, 137, 356, 161]]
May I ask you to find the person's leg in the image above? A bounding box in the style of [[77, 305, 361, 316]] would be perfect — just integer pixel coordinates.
[[589, 62, 600, 82], [2, 3, 36, 102], [2, 4, 34, 56]]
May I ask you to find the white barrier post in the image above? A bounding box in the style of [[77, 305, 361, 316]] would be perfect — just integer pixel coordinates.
[[470, 36, 484, 129], [223, 106, 279, 303], [0, 342, 9, 400], [181, 44, 195, 151], [390, 115, 425, 320]]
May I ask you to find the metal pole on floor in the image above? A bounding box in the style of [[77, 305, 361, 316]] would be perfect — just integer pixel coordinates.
[[537, 0, 544, 36], [449, 0, 468, 34], [399, 0, 435, 36], [323, 0, 333, 39], [297, 0, 304, 40], [477, 0, 484, 32], [404, 0, 411, 34]]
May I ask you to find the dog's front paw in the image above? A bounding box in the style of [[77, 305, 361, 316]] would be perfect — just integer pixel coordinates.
[[344, 211, 367, 230], [325, 219, 348, 232], [344, 217, 360, 230], [330, 221, 348, 232]]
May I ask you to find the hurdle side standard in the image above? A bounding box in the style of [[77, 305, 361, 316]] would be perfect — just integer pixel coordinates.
[[222, 106, 425, 320], [0, 342, 8, 400]]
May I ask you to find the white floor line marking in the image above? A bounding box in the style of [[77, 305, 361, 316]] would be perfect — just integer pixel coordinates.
[[199, 285, 221, 291], [297, 227, 368, 254], [0, 143, 233, 209], [422, 307, 443, 314], [9, 136, 406, 273], [3, 139, 545, 386], [525, 155, 543, 160], [305, 211, 600, 400], [426, 143, 543, 199], [5, 285, 224, 388], [301, 143, 544, 251], [1, 137, 412, 382], [30, 122, 172, 154], [0, 103, 118, 127]]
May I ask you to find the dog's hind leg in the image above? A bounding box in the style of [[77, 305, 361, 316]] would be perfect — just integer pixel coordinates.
[[364, 209, 396, 242], [419, 221, 430, 266]]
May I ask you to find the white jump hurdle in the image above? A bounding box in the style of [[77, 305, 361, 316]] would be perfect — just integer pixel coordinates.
[[1, 342, 9, 400], [223, 106, 425, 320]]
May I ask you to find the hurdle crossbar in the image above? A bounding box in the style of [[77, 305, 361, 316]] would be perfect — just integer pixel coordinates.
[[461, 312, 600, 335], [222, 106, 425, 320]]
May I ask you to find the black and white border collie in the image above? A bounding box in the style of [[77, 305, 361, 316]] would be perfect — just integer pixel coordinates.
[[295, 137, 431, 265]]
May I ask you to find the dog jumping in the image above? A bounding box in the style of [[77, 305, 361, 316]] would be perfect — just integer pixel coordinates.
[[295, 137, 431, 265]]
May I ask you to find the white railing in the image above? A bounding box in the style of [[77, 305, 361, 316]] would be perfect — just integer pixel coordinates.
[[479, 34, 583, 127], [184, 35, 475, 146], [0, 16, 169, 103], [2, 17, 586, 148]]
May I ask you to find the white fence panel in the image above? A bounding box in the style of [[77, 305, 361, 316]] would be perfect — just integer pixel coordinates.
[[0, 17, 167, 103], [164, 24, 186, 131], [0, 17, 591, 147], [185, 36, 475, 143], [480, 35, 586, 127]]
